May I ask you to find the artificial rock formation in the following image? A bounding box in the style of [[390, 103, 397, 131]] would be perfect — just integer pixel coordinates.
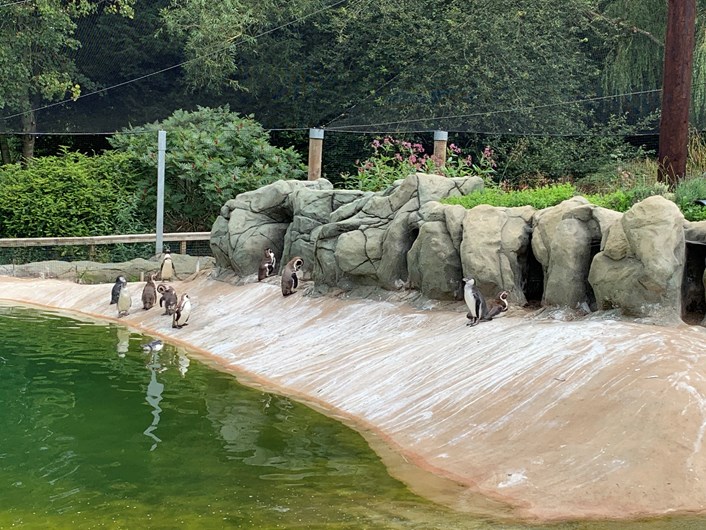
[[589, 195, 686, 322], [210, 175, 703, 323]]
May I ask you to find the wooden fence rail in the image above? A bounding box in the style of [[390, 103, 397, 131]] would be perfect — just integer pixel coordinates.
[[0, 232, 211, 256]]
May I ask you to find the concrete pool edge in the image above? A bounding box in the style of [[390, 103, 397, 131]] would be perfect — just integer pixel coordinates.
[[3, 274, 706, 524]]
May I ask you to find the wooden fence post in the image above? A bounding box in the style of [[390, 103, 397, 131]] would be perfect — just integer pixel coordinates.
[[433, 130, 448, 168], [308, 128, 324, 181]]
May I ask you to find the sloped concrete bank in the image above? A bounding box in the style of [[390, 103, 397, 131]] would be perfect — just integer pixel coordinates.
[[3, 274, 706, 523]]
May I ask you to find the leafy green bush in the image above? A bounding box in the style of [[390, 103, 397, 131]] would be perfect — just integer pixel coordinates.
[[675, 177, 706, 221], [342, 136, 496, 192], [0, 150, 147, 239], [109, 106, 306, 231], [442, 183, 577, 209]]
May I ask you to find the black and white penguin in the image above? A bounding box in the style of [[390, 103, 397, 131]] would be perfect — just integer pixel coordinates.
[[463, 277, 487, 326], [110, 276, 126, 305], [484, 291, 509, 320], [172, 294, 191, 329], [258, 248, 277, 281], [159, 252, 176, 282], [142, 273, 157, 310], [281, 256, 303, 297], [117, 281, 132, 317], [141, 339, 164, 352], [157, 284, 178, 316]]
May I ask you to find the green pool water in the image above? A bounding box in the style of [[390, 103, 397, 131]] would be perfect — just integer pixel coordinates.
[[1, 305, 705, 530]]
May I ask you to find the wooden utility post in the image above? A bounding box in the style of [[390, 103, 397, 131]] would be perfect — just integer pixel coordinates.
[[433, 130, 448, 168], [308, 128, 324, 180], [658, 0, 696, 187]]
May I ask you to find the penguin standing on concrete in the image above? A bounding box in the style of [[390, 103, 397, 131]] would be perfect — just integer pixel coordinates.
[[172, 294, 191, 329], [463, 277, 487, 326], [258, 248, 276, 281], [142, 273, 157, 310], [281, 257, 303, 297], [117, 280, 132, 317], [159, 252, 176, 282], [158, 284, 178, 316], [110, 276, 126, 305]]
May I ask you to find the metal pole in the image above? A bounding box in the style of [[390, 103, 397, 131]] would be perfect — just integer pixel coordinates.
[[433, 130, 448, 168], [658, 0, 696, 187], [156, 130, 166, 256], [308, 128, 324, 181]]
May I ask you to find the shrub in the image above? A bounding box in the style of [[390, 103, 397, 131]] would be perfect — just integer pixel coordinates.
[[342, 136, 496, 192], [442, 183, 577, 209], [108, 106, 306, 231], [0, 149, 147, 239], [675, 177, 706, 221]]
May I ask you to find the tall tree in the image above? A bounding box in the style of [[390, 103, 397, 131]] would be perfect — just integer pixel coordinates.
[[0, 0, 135, 162], [160, 0, 607, 134]]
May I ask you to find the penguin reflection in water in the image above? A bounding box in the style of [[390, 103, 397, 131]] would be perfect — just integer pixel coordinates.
[[281, 257, 303, 297], [462, 278, 508, 326], [172, 294, 191, 329], [258, 247, 276, 281]]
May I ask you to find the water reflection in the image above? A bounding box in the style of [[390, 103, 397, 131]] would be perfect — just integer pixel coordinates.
[[115, 328, 130, 358], [143, 349, 165, 451]]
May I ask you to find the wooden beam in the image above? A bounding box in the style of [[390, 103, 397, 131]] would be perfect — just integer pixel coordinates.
[[0, 232, 211, 248]]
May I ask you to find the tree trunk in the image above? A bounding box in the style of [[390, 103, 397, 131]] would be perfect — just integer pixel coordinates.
[[21, 107, 36, 166], [0, 136, 10, 165], [658, 0, 696, 187]]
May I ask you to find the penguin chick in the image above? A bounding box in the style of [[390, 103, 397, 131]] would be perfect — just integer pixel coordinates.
[[117, 282, 132, 317], [483, 290, 509, 321], [142, 273, 157, 310], [110, 276, 126, 305], [172, 294, 191, 329], [281, 257, 303, 297], [258, 248, 277, 281], [462, 277, 487, 327], [158, 284, 178, 316], [158, 252, 177, 281]]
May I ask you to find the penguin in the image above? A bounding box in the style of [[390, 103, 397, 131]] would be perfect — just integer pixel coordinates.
[[159, 252, 176, 282], [141, 273, 157, 310], [141, 339, 164, 352], [157, 284, 178, 316], [258, 247, 277, 281], [483, 290, 509, 320], [281, 256, 303, 297], [117, 281, 132, 317], [172, 294, 191, 329], [462, 277, 487, 327], [110, 276, 126, 305]]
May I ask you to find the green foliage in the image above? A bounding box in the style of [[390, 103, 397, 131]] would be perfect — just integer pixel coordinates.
[[108, 106, 306, 231], [343, 136, 496, 192], [0, 0, 136, 158], [675, 177, 706, 222], [0, 150, 147, 240], [442, 183, 577, 210]]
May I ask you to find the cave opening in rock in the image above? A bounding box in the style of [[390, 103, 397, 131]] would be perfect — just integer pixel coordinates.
[[682, 241, 706, 324], [523, 243, 544, 307], [585, 239, 602, 311]]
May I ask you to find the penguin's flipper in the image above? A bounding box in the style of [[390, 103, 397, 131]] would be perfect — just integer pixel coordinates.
[[291, 273, 299, 289]]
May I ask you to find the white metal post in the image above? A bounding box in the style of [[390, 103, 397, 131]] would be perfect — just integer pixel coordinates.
[[156, 130, 166, 257]]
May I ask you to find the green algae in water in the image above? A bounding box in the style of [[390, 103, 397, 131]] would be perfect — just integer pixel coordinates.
[[1, 305, 705, 530]]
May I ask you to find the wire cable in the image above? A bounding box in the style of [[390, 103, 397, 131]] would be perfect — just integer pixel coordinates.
[[0, 0, 352, 123]]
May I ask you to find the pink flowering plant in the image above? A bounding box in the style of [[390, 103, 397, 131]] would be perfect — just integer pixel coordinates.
[[344, 136, 497, 192]]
